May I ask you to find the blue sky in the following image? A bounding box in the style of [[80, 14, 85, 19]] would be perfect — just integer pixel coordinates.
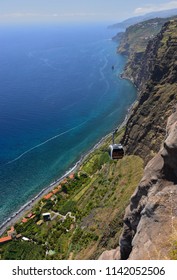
[[0, 0, 177, 24]]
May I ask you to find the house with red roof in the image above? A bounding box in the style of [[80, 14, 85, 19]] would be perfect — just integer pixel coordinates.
[[69, 173, 75, 180], [52, 185, 62, 194], [0, 236, 12, 244], [22, 218, 28, 223], [44, 192, 53, 200]]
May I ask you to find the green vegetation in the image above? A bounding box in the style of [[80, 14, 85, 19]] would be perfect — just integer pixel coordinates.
[[118, 18, 169, 55], [0, 241, 45, 260], [0, 127, 144, 259], [170, 241, 177, 260], [118, 17, 177, 82]]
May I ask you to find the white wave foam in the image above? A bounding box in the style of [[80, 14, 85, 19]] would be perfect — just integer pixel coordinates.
[[6, 120, 88, 165]]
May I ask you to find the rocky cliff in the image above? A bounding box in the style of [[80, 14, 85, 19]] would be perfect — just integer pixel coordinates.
[[118, 18, 171, 87], [120, 106, 177, 260], [99, 19, 177, 260], [122, 19, 177, 163], [100, 107, 177, 259]]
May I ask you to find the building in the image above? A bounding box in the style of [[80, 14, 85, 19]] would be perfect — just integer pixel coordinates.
[[52, 185, 61, 194], [0, 236, 12, 244], [36, 220, 43, 226], [7, 226, 16, 238], [30, 214, 36, 220], [16, 234, 22, 239], [43, 193, 53, 200], [22, 218, 28, 223], [22, 237, 30, 241], [42, 213, 51, 222], [27, 213, 33, 218], [69, 173, 75, 180]]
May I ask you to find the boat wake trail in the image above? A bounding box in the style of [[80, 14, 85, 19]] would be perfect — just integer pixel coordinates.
[[99, 55, 108, 81], [99, 55, 111, 102], [6, 120, 88, 166]]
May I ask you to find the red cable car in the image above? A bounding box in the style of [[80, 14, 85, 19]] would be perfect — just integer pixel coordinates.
[[109, 129, 124, 160]]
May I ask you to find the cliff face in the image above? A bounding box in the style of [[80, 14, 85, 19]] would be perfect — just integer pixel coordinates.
[[122, 20, 177, 163], [120, 107, 177, 260], [121, 19, 177, 260], [118, 18, 170, 87], [99, 19, 177, 260], [99, 105, 177, 260]]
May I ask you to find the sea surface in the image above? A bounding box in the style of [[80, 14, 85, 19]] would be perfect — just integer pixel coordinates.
[[0, 23, 137, 225]]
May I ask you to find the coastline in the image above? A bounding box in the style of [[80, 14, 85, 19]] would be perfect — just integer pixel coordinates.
[[0, 81, 136, 237], [119, 72, 138, 90], [0, 127, 115, 237], [0, 35, 138, 237]]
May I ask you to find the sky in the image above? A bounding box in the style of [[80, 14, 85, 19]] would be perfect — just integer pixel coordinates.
[[0, 0, 177, 24]]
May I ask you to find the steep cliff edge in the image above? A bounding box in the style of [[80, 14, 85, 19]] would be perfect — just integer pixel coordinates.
[[99, 104, 177, 260], [122, 20, 177, 163], [118, 18, 171, 87], [99, 19, 177, 260], [120, 106, 177, 260]]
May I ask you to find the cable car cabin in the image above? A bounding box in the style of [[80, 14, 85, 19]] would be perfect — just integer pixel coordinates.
[[109, 144, 124, 160]]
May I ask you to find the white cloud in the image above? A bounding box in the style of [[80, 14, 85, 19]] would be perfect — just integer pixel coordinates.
[[58, 12, 97, 17], [134, 1, 177, 15], [0, 12, 109, 20], [0, 13, 44, 18]]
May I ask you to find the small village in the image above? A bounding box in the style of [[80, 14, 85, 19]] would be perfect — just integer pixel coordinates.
[[0, 173, 76, 247]]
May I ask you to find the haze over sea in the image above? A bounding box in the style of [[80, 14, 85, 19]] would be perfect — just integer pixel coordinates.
[[0, 23, 137, 225]]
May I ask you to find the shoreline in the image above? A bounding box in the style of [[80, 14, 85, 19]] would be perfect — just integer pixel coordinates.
[[0, 87, 135, 237], [0, 127, 115, 237], [0, 75, 136, 238]]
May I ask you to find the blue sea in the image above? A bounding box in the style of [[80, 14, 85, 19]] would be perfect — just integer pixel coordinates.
[[0, 23, 137, 225]]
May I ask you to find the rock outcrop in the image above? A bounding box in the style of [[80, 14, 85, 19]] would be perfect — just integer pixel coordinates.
[[99, 248, 120, 260], [99, 106, 177, 260], [118, 18, 170, 88], [122, 20, 177, 163], [120, 106, 177, 260]]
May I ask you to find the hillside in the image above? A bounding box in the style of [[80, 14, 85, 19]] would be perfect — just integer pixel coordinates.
[[100, 106, 177, 260], [118, 17, 177, 87], [122, 19, 177, 163], [109, 8, 177, 29], [117, 18, 168, 53], [99, 19, 177, 260]]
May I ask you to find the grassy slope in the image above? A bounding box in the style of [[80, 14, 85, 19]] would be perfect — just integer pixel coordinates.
[[0, 129, 144, 260], [118, 18, 168, 55]]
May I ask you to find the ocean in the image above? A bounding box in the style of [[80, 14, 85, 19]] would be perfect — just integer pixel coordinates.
[[0, 23, 137, 225]]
